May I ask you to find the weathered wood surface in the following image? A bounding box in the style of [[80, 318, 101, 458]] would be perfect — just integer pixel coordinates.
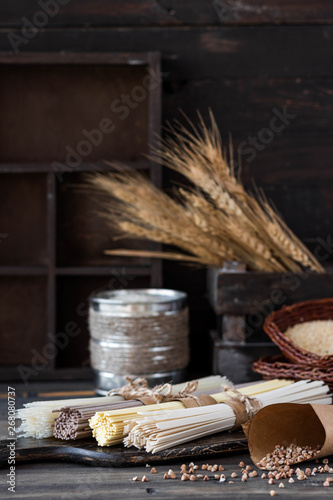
[[1, 0, 333, 27], [3, 456, 333, 500], [1, 437, 332, 500]]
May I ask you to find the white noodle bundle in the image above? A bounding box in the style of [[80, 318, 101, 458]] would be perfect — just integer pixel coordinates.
[[124, 380, 332, 453], [89, 379, 292, 446], [16, 375, 226, 439], [17, 395, 123, 439]]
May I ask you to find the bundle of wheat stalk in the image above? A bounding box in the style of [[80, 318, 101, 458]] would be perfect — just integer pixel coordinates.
[[86, 111, 323, 273], [124, 380, 331, 453], [89, 379, 292, 446]]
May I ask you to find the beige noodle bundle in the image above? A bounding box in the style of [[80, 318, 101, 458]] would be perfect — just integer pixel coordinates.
[[124, 380, 331, 453]]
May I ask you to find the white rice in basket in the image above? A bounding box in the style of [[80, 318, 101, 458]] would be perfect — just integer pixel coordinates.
[[284, 319, 333, 356]]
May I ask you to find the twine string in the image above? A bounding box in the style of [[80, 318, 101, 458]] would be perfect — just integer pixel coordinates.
[[223, 385, 263, 424], [108, 377, 200, 404]]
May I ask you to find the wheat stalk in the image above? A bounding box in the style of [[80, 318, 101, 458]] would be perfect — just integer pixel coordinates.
[[104, 249, 204, 264], [88, 173, 230, 267]]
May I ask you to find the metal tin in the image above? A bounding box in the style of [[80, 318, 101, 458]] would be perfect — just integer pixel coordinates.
[[90, 288, 187, 317], [89, 288, 189, 393]]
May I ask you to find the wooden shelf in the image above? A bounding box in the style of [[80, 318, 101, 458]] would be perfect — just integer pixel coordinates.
[[56, 266, 152, 276], [0, 160, 151, 174], [0, 51, 162, 377], [0, 265, 154, 277], [0, 266, 48, 276]]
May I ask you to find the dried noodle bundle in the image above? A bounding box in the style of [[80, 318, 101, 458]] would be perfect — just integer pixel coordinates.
[[124, 380, 331, 453], [89, 379, 292, 446]]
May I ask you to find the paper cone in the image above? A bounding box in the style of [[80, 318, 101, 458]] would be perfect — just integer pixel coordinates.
[[244, 403, 333, 468]]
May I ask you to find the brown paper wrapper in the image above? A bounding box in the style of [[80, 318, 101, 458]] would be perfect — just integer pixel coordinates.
[[137, 395, 218, 407], [244, 403, 333, 468], [136, 396, 156, 406], [180, 395, 217, 408]]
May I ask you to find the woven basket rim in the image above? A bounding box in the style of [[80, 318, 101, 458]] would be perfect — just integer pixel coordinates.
[[253, 353, 333, 373], [263, 297, 333, 364], [252, 354, 333, 390]]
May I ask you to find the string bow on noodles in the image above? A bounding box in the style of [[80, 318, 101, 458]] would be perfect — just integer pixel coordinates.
[[223, 385, 263, 427], [108, 377, 200, 404], [152, 380, 199, 404], [107, 377, 150, 399]]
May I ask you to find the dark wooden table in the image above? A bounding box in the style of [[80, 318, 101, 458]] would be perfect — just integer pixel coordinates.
[[1, 382, 332, 499]]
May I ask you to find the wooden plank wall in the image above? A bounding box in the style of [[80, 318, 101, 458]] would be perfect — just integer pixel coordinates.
[[1, 1, 332, 373]]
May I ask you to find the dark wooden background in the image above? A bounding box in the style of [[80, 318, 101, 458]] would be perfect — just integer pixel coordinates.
[[1, 1, 332, 375]]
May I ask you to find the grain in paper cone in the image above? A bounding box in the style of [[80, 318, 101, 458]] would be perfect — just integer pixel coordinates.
[[244, 403, 333, 468]]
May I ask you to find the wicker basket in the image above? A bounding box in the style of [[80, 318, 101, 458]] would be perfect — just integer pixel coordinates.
[[263, 298, 333, 368], [253, 354, 333, 392]]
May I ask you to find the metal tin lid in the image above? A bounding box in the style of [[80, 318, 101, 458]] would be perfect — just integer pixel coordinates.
[[90, 288, 187, 316]]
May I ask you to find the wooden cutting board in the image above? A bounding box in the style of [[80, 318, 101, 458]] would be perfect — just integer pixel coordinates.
[[0, 430, 247, 467]]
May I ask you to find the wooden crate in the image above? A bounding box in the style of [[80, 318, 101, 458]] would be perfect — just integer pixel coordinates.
[[0, 51, 162, 381], [207, 262, 333, 383]]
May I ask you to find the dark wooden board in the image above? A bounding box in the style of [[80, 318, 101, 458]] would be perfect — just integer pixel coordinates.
[[163, 77, 333, 186], [211, 336, 281, 384], [208, 269, 333, 316], [22, 26, 332, 81], [3, 27, 333, 80], [1, 0, 333, 27], [0, 430, 247, 468], [0, 276, 48, 366]]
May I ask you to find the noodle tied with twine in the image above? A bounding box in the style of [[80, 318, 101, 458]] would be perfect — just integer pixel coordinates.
[[111, 378, 262, 424], [109, 377, 212, 407]]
